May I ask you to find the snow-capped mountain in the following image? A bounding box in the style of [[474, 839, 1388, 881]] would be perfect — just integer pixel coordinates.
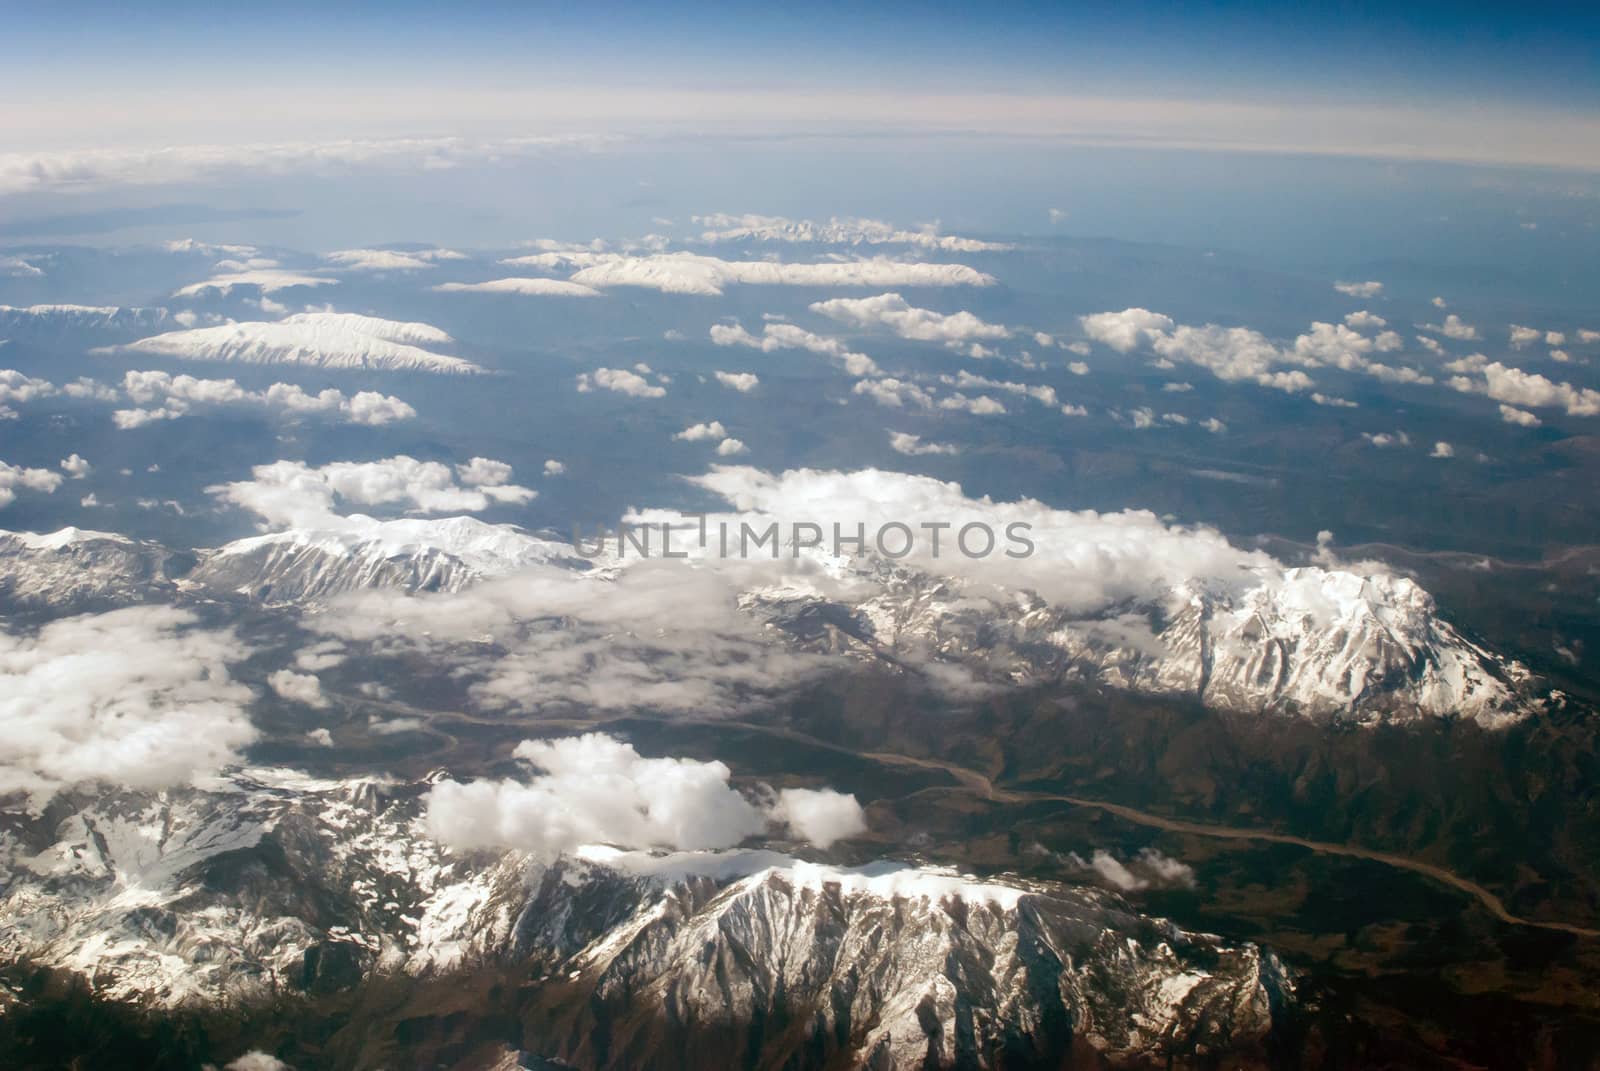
[[0, 528, 176, 612], [108, 312, 484, 374], [0, 304, 173, 342], [750, 558, 1542, 727], [0, 771, 1290, 1068], [187, 516, 592, 603]]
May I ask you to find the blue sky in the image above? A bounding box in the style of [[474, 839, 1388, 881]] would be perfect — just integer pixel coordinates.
[[6, 1, 1599, 106]]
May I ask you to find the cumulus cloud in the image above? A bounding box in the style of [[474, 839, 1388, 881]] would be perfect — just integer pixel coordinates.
[[1508, 324, 1541, 348], [715, 437, 749, 456], [209, 455, 537, 530], [674, 421, 729, 442], [1362, 431, 1411, 448], [1079, 308, 1175, 353], [1499, 404, 1541, 427], [267, 669, 328, 708], [0, 606, 257, 805], [543, 459, 566, 476], [888, 432, 959, 456], [423, 734, 863, 857], [938, 370, 1078, 414], [59, 454, 91, 479], [500, 250, 994, 296], [1422, 314, 1479, 340], [714, 370, 760, 392], [809, 292, 1010, 346], [1430, 441, 1455, 458], [576, 367, 667, 398], [938, 393, 1007, 415], [1334, 281, 1384, 298], [1448, 361, 1600, 417], [433, 277, 602, 297], [710, 321, 880, 376], [692, 213, 1010, 252], [172, 270, 337, 296], [853, 377, 934, 409], [223, 1052, 294, 1071], [1343, 311, 1387, 330], [1068, 848, 1196, 892], [0, 460, 63, 508], [765, 787, 868, 848], [113, 370, 414, 428], [105, 312, 479, 375]]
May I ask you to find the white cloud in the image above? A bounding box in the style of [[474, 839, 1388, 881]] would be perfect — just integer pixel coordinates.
[[305, 728, 334, 748], [852, 377, 933, 409], [113, 370, 415, 427], [1449, 361, 1600, 417], [1509, 324, 1541, 348], [0, 606, 257, 805], [59, 454, 90, 479], [714, 370, 760, 392], [765, 788, 867, 848], [0, 460, 63, 508], [1546, 331, 1566, 346], [937, 393, 1007, 415], [1343, 311, 1387, 330], [1162, 382, 1193, 392], [1200, 417, 1227, 434], [224, 1052, 294, 1071], [1334, 280, 1384, 298], [106, 312, 479, 375], [1499, 404, 1541, 427], [576, 367, 667, 398], [692, 213, 1009, 252], [809, 292, 1010, 345], [456, 457, 515, 487], [1430, 441, 1455, 458], [1362, 431, 1411, 448], [715, 437, 749, 456], [267, 669, 328, 708], [710, 321, 879, 376], [421, 734, 761, 855], [888, 432, 959, 456], [543, 459, 566, 476], [433, 277, 602, 297], [1079, 308, 1175, 352], [209, 454, 537, 529], [1422, 314, 1479, 340], [675, 421, 729, 442], [1431, 296, 1449, 309], [1067, 360, 1089, 375]]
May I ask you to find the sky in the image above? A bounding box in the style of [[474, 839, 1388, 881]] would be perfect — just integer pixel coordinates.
[[3, 2, 1600, 169]]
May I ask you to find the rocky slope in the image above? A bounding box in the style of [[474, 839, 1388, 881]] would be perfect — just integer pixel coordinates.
[[0, 773, 1290, 1069]]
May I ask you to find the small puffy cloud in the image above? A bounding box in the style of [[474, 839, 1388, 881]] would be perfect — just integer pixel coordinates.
[[113, 370, 415, 428], [543, 459, 566, 476], [938, 393, 1006, 415], [765, 788, 867, 849], [0, 606, 257, 804], [1069, 848, 1196, 892], [1067, 360, 1089, 375], [810, 292, 1010, 345], [1162, 382, 1193, 393], [1422, 314, 1479, 340], [224, 1053, 294, 1071], [1449, 361, 1600, 417], [888, 432, 959, 456], [1499, 404, 1541, 427], [267, 669, 328, 708], [1333, 280, 1384, 298], [1509, 324, 1541, 348], [1546, 331, 1566, 346], [1200, 417, 1227, 434], [853, 377, 933, 409], [674, 421, 728, 442], [59, 454, 91, 479], [305, 728, 334, 747], [714, 370, 760, 392], [0, 460, 63, 508], [715, 437, 749, 456], [423, 734, 769, 855], [456, 457, 514, 487], [1079, 308, 1175, 353], [209, 455, 537, 529], [1362, 431, 1411, 448], [710, 321, 878, 376], [1431, 296, 1449, 309], [576, 367, 666, 398], [1430, 441, 1455, 458], [1343, 311, 1387, 330]]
